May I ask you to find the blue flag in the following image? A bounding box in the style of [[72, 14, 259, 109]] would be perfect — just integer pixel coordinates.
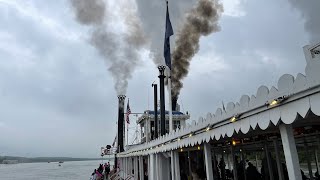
[[164, 1, 174, 69]]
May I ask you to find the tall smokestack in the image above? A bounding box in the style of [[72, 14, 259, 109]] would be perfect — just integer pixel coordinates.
[[152, 84, 158, 139], [158, 66, 166, 136], [172, 96, 178, 112], [117, 95, 126, 153]]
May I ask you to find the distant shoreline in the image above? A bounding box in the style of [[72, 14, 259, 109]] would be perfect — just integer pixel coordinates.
[[0, 156, 113, 164]]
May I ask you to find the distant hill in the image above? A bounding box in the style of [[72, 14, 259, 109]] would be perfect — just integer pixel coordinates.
[[0, 156, 113, 164]]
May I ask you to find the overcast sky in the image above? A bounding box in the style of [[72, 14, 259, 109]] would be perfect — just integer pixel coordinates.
[[0, 0, 318, 158]]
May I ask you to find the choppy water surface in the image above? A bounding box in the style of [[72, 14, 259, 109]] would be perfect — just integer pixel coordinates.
[[0, 160, 112, 180]]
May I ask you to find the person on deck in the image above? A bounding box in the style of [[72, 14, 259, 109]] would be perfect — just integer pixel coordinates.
[[246, 162, 261, 179]]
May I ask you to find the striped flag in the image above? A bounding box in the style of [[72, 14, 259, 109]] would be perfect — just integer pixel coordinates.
[[126, 99, 131, 124]]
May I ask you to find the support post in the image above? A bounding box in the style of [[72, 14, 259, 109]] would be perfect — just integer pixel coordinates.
[[188, 151, 192, 178], [279, 124, 302, 180], [315, 149, 319, 174], [167, 71, 173, 132], [264, 142, 274, 180], [158, 65, 166, 136], [134, 157, 139, 180], [204, 143, 214, 180], [174, 151, 181, 180], [124, 157, 127, 179], [273, 139, 285, 180], [139, 156, 144, 180], [150, 154, 155, 180], [171, 151, 175, 180]]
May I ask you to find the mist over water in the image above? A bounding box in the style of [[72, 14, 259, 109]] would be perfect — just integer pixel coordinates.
[[0, 160, 112, 180]]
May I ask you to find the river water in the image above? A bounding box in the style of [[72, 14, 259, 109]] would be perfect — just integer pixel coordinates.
[[0, 160, 113, 180]]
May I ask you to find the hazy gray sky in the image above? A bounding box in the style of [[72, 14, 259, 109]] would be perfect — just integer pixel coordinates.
[[0, 0, 318, 158]]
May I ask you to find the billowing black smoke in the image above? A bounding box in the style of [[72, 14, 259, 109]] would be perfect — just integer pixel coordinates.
[[70, 0, 146, 95], [171, 0, 223, 100]]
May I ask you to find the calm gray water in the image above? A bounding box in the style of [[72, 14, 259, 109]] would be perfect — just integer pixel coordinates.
[[0, 160, 113, 180]]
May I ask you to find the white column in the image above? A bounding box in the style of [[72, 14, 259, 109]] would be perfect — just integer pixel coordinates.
[[171, 151, 175, 180], [134, 157, 139, 180], [139, 156, 144, 180], [174, 151, 181, 180], [279, 124, 302, 180], [156, 154, 161, 180], [124, 157, 127, 179], [128, 157, 132, 177], [161, 153, 170, 180], [148, 155, 151, 179], [204, 143, 214, 180], [149, 154, 155, 180]]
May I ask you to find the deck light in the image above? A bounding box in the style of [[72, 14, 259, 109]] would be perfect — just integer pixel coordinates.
[[180, 148, 183, 152], [268, 96, 287, 107], [206, 125, 210, 132], [178, 137, 181, 141], [230, 116, 237, 122], [198, 146, 201, 150], [230, 114, 242, 122], [240, 149, 242, 152], [189, 132, 194, 137], [232, 140, 236, 146]]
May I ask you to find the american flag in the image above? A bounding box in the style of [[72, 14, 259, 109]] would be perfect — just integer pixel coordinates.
[[112, 135, 117, 147], [126, 99, 131, 124]]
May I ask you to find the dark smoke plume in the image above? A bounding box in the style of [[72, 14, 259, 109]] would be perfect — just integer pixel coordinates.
[[70, 0, 146, 95], [135, 0, 198, 65], [70, 0, 106, 25], [287, 0, 320, 43], [171, 0, 223, 99]]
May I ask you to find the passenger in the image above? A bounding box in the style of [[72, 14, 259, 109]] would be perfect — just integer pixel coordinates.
[[90, 169, 97, 180], [105, 162, 110, 178], [96, 169, 103, 180], [246, 162, 261, 179]]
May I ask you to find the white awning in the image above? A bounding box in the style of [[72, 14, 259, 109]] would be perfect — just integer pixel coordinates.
[[117, 54, 320, 158]]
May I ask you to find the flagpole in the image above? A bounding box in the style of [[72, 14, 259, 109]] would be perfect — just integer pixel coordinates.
[[168, 70, 173, 132]]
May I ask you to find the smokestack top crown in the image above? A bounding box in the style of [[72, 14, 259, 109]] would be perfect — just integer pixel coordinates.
[[117, 95, 126, 101], [158, 65, 166, 76]]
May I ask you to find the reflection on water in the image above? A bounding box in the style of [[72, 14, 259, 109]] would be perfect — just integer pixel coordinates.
[[0, 160, 113, 180]]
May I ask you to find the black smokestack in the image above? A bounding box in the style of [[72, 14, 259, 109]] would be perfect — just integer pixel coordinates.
[[117, 95, 126, 153], [172, 96, 178, 112], [158, 66, 166, 136], [171, 0, 223, 99], [152, 84, 158, 139]]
